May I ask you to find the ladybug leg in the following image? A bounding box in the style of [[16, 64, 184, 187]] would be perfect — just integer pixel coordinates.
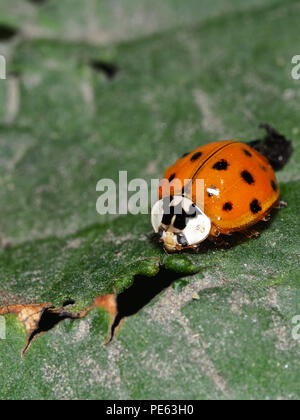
[[208, 235, 231, 248], [209, 226, 221, 238], [207, 227, 230, 248], [274, 200, 288, 209], [243, 229, 260, 239], [262, 213, 271, 222]]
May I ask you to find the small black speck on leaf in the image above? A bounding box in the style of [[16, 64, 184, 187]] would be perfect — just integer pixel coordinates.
[[0, 24, 18, 41], [89, 59, 118, 80]]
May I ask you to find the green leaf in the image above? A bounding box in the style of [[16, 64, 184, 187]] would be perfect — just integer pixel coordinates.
[[0, 0, 300, 399]]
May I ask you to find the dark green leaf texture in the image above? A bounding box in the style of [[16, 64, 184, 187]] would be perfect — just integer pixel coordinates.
[[0, 0, 299, 399]]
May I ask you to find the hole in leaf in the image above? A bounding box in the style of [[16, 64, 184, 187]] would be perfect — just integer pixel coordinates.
[[109, 266, 191, 340], [32, 309, 75, 335], [89, 59, 119, 80], [22, 308, 82, 357], [63, 299, 76, 307], [0, 23, 18, 41]]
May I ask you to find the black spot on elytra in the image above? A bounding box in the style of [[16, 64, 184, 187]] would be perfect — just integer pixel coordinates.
[[0, 24, 18, 41], [181, 152, 190, 158], [191, 151, 202, 161], [213, 159, 229, 170], [241, 170, 254, 185], [261, 165, 267, 172], [168, 173, 175, 182], [243, 148, 252, 157], [250, 199, 262, 214], [271, 180, 278, 192], [89, 59, 118, 79], [223, 202, 233, 211]]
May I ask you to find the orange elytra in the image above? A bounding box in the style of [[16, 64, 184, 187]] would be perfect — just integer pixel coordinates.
[[151, 140, 280, 252]]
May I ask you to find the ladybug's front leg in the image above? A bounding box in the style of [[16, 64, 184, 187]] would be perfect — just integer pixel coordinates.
[[208, 231, 231, 248], [274, 200, 288, 209], [242, 229, 260, 239]]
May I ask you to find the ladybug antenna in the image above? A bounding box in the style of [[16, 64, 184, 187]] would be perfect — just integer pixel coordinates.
[[248, 124, 293, 171]]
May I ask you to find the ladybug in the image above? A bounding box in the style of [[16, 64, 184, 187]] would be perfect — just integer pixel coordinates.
[[151, 139, 283, 252]]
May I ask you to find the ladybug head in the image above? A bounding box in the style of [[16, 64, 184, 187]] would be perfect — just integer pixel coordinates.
[[151, 196, 211, 252]]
